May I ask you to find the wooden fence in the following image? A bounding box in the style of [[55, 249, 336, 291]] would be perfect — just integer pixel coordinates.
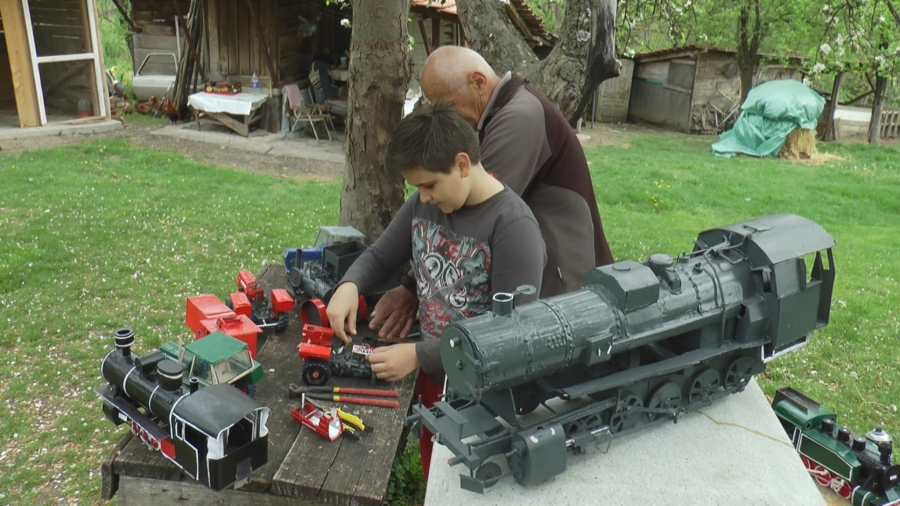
[[882, 108, 900, 138]]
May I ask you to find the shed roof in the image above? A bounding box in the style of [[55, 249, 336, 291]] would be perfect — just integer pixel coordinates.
[[634, 44, 804, 63], [410, 0, 558, 47]]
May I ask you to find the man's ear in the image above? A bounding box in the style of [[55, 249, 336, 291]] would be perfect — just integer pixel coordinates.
[[470, 71, 487, 93], [455, 152, 472, 177]]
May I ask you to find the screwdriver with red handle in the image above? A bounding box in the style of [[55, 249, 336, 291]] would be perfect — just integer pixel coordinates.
[[303, 393, 400, 409]]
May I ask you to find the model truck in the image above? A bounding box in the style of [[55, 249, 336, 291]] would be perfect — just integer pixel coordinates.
[[283, 226, 400, 324], [160, 330, 264, 396], [298, 323, 375, 386], [186, 294, 263, 359], [227, 270, 294, 332]]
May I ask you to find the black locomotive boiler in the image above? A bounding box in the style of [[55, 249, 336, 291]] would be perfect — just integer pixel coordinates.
[[409, 214, 836, 492], [95, 328, 269, 491]]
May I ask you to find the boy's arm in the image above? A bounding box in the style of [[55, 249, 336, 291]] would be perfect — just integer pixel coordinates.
[[339, 198, 414, 295]]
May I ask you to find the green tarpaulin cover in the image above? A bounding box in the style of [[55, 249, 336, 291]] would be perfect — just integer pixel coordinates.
[[712, 79, 825, 158]]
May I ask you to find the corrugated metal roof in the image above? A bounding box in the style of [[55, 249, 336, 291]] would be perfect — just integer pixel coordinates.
[[634, 44, 804, 62]]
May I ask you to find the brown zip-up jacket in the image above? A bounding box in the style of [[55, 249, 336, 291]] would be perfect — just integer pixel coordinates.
[[478, 73, 614, 297]]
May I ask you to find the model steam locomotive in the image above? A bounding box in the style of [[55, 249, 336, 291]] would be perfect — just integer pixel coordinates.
[[773, 388, 900, 506], [409, 214, 836, 492], [95, 328, 269, 491]]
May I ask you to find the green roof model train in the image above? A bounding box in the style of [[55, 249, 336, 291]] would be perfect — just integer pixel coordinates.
[[773, 388, 899, 506], [408, 214, 837, 493]]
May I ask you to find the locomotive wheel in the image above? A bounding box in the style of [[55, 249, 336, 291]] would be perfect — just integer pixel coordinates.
[[689, 368, 721, 403], [723, 357, 754, 391], [288, 267, 304, 288], [302, 360, 331, 386], [647, 382, 682, 422], [475, 462, 503, 487], [801, 456, 832, 487], [513, 387, 541, 415], [608, 394, 643, 433]]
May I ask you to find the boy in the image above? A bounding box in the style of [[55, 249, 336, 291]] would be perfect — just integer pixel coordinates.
[[325, 102, 545, 477]]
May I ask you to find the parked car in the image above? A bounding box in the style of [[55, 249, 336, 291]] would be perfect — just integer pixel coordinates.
[[132, 52, 177, 101]]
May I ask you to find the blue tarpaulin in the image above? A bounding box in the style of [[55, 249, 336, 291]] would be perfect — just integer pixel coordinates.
[[712, 80, 825, 158]]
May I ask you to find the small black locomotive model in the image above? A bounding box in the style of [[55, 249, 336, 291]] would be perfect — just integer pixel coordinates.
[[773, 388, 900, 506], [409, 214, 836, 492], [95, 328, 269, 491]]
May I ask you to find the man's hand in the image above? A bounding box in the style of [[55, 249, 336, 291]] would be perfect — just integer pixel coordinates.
[[369, 285, 418, 340], [367, 343, 419, 382], [326, 283, 360, 344]]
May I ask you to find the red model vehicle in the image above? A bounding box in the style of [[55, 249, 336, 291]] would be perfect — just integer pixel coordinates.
[[186, 294, 263, 359], [228, 270, 294, 332], [290, 402, 343, 441], [298, 324, 375, 386]]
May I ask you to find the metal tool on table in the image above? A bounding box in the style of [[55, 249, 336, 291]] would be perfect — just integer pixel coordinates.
[[289, 384, 401, 408]]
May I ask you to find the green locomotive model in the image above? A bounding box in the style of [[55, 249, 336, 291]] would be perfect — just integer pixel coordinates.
[[772, 387, 900, 506]]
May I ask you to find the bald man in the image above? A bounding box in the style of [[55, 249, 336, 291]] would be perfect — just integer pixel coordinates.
[[368, 46, 614, 339]]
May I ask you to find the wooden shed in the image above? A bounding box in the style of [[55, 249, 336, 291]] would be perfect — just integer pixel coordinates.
[[127, 0, 350, 93], [1, 0, 110, 129], [628, 45, 805, 134]]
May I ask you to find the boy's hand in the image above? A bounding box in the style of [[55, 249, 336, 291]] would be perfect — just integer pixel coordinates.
[[326, 283, 360, 344], [366, 343, 419, 382], [369, 285, 417, 340]]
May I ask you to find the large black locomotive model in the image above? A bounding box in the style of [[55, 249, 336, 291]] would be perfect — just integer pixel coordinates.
[[95, 328, 269, 491], [409, 214, 836, 492]]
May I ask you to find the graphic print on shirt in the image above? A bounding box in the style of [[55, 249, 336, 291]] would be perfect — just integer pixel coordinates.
[[411, 218, 492, 340]]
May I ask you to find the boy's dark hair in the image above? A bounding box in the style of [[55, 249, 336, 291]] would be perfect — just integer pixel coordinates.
[[384, 102, 481, 174]]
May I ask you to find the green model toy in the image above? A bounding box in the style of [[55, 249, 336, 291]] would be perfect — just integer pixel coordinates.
[[160, 331, 264, 396]]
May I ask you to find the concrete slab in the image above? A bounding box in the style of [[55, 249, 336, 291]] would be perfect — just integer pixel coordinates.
[[425, 378, 826, 506], [151, 123, 345, 164], [0, 120, 122, 141]]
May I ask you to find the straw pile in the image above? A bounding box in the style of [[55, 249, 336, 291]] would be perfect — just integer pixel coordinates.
[[778, 127, 818, 159]]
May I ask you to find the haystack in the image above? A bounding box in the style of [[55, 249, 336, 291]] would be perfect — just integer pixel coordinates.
[[778, 128, 818, 159]]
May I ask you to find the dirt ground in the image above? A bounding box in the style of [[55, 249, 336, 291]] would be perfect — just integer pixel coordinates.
[[0, 115, 345, 182]]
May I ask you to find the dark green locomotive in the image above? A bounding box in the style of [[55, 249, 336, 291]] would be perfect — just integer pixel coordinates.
[[410, 214, 836, 492], [773, 388, 900, 506]]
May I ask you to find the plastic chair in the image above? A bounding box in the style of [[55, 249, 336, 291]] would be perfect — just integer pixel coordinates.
[[282, 84, 331, 141]]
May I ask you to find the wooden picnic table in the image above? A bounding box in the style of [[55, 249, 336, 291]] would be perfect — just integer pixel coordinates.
[[188, 91, 268, 137], [101, 264, 417, 505]]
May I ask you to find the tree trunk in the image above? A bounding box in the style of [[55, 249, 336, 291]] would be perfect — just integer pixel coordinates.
[[823, 72, 844, 142], [735, 0, 761, 106], [867, 74, 887, 145], [340, 1, 409, 242], [457, 0, 621, 124]]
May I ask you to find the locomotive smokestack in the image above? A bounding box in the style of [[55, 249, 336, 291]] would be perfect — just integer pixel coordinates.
[[157, 360, 184, 391], [492, 293, 515, 316], [190, 377, 199, 394], [114, 327, 135, 359]]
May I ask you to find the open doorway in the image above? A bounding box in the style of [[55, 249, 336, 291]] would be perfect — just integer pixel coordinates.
[[1, 10, 17, 128]]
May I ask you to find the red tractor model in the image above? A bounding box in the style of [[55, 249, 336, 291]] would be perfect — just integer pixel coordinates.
[[227, 270, 294, 332], [186, 294, 263, 359], [298, 324, 375, 386]]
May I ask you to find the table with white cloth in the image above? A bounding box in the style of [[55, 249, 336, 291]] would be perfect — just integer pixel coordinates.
[[187, 91, 268, 137]]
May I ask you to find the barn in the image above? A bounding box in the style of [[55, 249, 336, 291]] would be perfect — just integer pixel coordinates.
[[628, 45, 805, 134]]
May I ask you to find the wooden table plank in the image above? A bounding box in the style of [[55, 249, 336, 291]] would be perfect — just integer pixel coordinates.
[[106, 264, 418, 505]]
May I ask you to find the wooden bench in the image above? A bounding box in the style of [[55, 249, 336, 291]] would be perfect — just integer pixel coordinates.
[[101, 264, 417, 505]]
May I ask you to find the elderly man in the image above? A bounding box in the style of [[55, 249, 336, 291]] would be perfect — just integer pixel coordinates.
[[369, 45, 614, 339]]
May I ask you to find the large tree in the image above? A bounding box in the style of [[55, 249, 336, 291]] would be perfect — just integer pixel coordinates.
[[456, 0, 622, 123], [339, 0, 410, 241], [810, 0, 900, 145]]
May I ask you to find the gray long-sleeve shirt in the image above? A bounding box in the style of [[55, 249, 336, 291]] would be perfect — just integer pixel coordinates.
[[340, 186, 545, 377]]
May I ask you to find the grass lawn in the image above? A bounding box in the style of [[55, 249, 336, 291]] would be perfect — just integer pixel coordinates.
[[0, 130, 898, 504]]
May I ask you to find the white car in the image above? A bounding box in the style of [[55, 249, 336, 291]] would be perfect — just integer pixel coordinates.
[[132, 53, 177, 101]]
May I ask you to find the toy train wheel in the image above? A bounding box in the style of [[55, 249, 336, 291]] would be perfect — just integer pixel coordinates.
[[302, 359, 331, 386], [689, 368, 721, 403], [609, 394, 643, 433], [647, 382, 681, 422], [288, 267, 304, 288], [723, 357, 754, 391], [475, 463, 503, 488], [829, 476, 852, 499], [801, 456, 833, 487]]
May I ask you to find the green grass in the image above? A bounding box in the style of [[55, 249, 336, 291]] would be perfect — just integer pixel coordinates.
[[0, 131, 898, 504], [584, 132, 900, 435]]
